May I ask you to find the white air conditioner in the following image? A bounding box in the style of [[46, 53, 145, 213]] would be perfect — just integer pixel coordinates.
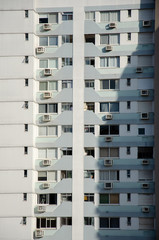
[[109, 22, 116, 28], [142, 160, 150, 165], [142, 183, 149, 189], [105, 114, 113, 120], [104, 159, 113, 166], [43, 159, 51, 166], [37, 205, 46, 213], [143, 21, 151, 27], [44, 68, 52, 76], [142, 207, 150, 213], [36, 47, 45, 54], [104, 182, 113, 189], [140, 90, 149, 96], [42, 183, 50, 189], [140, 113, 149, 120], [105, 137, 113, 142], [136, 67, 143, 73], [42, 115, 51, 122], [35, 229, 44, 238], [43, 92, 52, 99], [105, 45, 113, 51], [43, 23, 51, 30]]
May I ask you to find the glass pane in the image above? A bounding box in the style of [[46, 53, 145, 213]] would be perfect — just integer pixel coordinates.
[[100, 80, 109, 89], [110, 34, 119, 44], [48, 126, 57, 135], [110, 148, 119, 157], [39, 37, 48, 46], [100, 35, 109, 44], [100, 171, 109, 180], [39, 60, 48, 68], [110, 125, 119, 135], [100, 148, 109, 157], [48, 13, 58, 23], [100, 218, 109, 228], [110, 194, 119, 204], [49, 81, 57, 90], [47, 171, 56, 181], [39, 104, 47, 113], [40, 82, 47, 91], [49, 104, 57, 113], [49, 59, 57, 68], [100, 194, 109, 204], [101, 12, 109, 22], [49, 37, 58, 46], [110, 218, 119, 228], [38, 149, 46, 158], [100, 125, 109, 135], [39, 127, 47, 136], [100, 58, 106, 67], [41, 218, 46, 228], [110, 102, 119, 112], [47, 149, 57, 159], [100, 103, 109, 112], [110, 171, 117, 180]]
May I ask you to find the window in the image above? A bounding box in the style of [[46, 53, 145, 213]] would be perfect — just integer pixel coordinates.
[[24, 170, 27, 177], [38, 194, 57, 204], [84, 148, 94, 157], [85, 80, 94, 88], [128, 10, 131, 17], [84, 170, 94, 179], [99, 194, 119, 204], [138, 147, 153, 159], [23, 193, 27, 201], [127, 217, 131, 226], [37, 218, 56, 229], [25, 56, 28, 63], [62, 80, 73, 89], [127, 193, 131, 202], [99, 147, 119, 158], [100, 34, 119, 45], [39, 81, 57, 91], [85, 12, 95, 20], [84, 193, 94, 202], [39, 126, 57, 136], [127, 124, 130, 131], [25, 10, 28, 18], [25, 79, 28, 86], [24, 101, 28, 109], [61, 193, 72, 202], [62, 125, 72, 133], [100, 79, 119, 90], [24, 124, 28, 132], [39, 59, 58, 69], [23, 217, 27, 225], [39, 104, 58, 113], [62, 35, 73, 44], [128, 33, 131, 40], [100, 11, 120, 22], [85, 57, 95, 66], [85, 34, 95, 44], [127, 170, 131, 178], [38, 171, 57, 181], [100, 102, 119, 112], [99, 171, 119, 181], [127, 101, 131, 109], [100, 57, 120, 68], [39, 13, 58, 23], [62, 12, 73, 21], [84, 217, 94, 226], [100, 125, 119, 135], [62, 58, 72, 67], [127, 56, 131, 64], [25, 33, 29, 41], [84, 125, 94, 134], [127, 147, 131, 155], [61, 103, 73, 111], [61, 171, 72, 179], [127, 78, 131, 86], [61, 218, 72, 226], [39, 36, 58, 46], [61, 148, 72, 156], [100, 218, 120, 229], [138, 128, 145, 135], [38, 148, 57, 159], [85, 102, 94, 112], [24, 147, 28, 155]]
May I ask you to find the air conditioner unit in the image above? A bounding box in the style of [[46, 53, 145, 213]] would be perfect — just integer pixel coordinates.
[[37, 205, 46, 213], [143, 21, 151, 27], [142, 207, 150, 213], [109, 22, 116, 28], [42, 183, 50, 189], [105, 114, 113, 120], [140, 90, 149, 96], [43, 23, 51, 30], [42, 115, 51, 122], [35, 229, 44, 238], [136, 67, 143, 73], [105, 45, 113, 51], [43, 92, 52, 99], [104, 159, 113, 166], [43, 159, 51, 166], [36, 47, 45, 54], [104, 182, 113, 189], [140, 113, 149, 120], [142, 183, 149, 189], [105, 137, 113, 142], [44, 68, 52, 76], [142, 160, 150, 165]]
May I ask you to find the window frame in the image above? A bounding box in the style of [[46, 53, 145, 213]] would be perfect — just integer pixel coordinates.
[[100, 102, 119, 113], [99, 193, 120, 205], [39, 36, 58, 47], [100, 34, 120, 45], [37, 218, 57, 229], [38, 126, 57, 137], [39, 103, 58, 114], [100, 217, 120, 229], [38, 171, 57, 182]]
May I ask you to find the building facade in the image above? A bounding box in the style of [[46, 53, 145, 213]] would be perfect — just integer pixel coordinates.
[[0, 0, 158, 239]]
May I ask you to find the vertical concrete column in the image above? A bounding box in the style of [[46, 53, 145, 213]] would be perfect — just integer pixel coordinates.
[[72, 2, 84, 240]]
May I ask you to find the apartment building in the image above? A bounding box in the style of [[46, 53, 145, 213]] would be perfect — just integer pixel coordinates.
[[0, 0, 158, 239]]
